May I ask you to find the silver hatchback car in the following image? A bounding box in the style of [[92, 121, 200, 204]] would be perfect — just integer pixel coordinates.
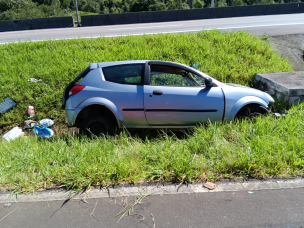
[[62, 60, 274, 135]]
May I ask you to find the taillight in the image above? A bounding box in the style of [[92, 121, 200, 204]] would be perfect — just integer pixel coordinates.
[[69, 85, 85, 97]]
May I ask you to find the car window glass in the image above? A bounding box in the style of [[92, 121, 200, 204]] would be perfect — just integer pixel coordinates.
[[103, 64, 144, 85], [150, 65, 203, 86]]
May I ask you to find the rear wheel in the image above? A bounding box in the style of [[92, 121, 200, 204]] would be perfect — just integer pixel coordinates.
[[80, 114, 116, 136], [235, 104, 269, 119]]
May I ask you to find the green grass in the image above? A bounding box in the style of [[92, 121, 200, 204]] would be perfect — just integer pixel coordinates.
[[0, 30, 300, 192], [1, 104, 303, 192], [0, 30, 291, 133]]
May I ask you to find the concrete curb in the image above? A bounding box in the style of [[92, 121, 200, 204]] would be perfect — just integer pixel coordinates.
[[1, 178, 304, 203]]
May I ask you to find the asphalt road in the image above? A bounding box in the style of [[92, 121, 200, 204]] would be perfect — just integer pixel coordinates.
[[1, 188, 304, 228], [1, 13, 304, 44]]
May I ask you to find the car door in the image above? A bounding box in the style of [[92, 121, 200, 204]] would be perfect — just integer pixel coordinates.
[[143, 63, 224, 126]]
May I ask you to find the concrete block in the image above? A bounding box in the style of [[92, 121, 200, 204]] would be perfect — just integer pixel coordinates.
[[191, 184, 209, 193], [162, 185, 179, 194], [219, 183, 244, 192], [242, 182, 261, 190], [259, 181, 281, 190], [176, 185, 194, 194], [0, 19, 32, 32], [140, 10, 185, 23], [277, 179, 304, 189], [32, 17, 74, 30], [255, 71, 304, 105]]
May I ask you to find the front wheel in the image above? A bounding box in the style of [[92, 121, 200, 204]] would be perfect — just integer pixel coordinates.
[[79, 114, 116, 136], [235, 104, 270, 120]]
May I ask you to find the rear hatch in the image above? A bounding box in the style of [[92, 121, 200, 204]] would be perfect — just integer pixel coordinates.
[[61, 66, 90, 109]]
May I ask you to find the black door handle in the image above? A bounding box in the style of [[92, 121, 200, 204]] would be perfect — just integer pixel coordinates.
[[153, 90, 163, 95]]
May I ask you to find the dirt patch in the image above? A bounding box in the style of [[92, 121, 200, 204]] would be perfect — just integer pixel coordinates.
[[269, 34, 304, 71]]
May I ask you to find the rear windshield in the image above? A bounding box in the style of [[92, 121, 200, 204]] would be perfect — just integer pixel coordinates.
[[102, 64, 145, 85]]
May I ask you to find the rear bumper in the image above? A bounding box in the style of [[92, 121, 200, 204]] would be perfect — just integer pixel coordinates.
[[65, 97, 78, 126], [66, 108, 76, 126]]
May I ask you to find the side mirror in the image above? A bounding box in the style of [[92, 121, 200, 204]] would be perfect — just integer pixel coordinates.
[[205, 77, 213, 87]]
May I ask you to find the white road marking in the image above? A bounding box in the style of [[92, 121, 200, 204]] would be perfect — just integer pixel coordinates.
[[108, 24, 183, 30], [0, 21, 303, 45]]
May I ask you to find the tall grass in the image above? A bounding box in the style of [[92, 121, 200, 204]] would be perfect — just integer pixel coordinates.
[[0, 30, 291, 133], [0, 30, 299, 192], [0, 104, 303, 192]]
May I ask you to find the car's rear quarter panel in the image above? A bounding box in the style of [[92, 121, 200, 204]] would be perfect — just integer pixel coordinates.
[[70, 68, 148, 126]]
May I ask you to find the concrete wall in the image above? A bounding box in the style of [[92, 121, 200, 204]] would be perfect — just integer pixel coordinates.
[[0, 17, 74, 32], [32, 17, 74, 30], [0, 19, 32, 32], [81, 2, 304, 27], [0, 3, 303, 32]]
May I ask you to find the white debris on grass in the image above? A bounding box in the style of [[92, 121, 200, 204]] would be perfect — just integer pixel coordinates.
[[2, 127, 24, 141]]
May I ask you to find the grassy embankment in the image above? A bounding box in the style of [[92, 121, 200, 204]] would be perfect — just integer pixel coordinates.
[[1, 31, 303, 192]]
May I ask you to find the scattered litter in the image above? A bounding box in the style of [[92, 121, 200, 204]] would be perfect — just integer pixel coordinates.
[[273, 109, 298, 117], [24, 120, 38, 129], [34, 125, 53, 138], [248, 191, 254, 194], [0, 97, 16, 114], [27, 106, 35, 118], [2, 127, 24, 141], [28, 78, 42, 82], [39, 119, 54, 127], [203, 182, 216, 190]]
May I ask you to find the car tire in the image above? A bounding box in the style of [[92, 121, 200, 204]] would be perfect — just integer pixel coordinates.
[[80, 114, 116, 136], [236, 104, 269, 119]]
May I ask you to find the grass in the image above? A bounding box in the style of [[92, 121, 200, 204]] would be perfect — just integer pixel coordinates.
[[0, 30, 301, 192], [0, 30, 291, 134], [0, 104, 303, 192]]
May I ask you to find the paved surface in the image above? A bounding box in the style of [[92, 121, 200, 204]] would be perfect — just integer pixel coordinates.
[[269, 34, 304, 71], [1, 188, 304, 228], [1, 13, 304, 44]]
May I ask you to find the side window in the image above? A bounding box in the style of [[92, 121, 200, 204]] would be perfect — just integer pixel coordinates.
[[150, 65, 201, 86], [102, 64, 144, 85]]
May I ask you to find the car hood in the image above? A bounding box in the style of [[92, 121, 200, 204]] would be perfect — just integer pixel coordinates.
[[225, 83, 254, 89], [222, 83, 269, 104]]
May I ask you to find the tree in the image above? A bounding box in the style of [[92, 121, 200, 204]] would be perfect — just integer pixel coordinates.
[[193, 0, 204, 8], [0, 0, 45, 20], [231, 0, 246, 5], [215, 0, 227, 7]]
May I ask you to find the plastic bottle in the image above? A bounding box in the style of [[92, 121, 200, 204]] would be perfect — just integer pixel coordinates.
[[28, 106, 35, 118]]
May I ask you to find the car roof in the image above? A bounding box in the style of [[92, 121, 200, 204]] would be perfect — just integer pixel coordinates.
[[95, 60, 190, 68], [90, 60, 223, 86], [97, 60, 147, 68]]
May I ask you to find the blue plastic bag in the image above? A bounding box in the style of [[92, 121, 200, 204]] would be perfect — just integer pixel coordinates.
[[34, 125, 54, 138], [39, 118, 54, 127]]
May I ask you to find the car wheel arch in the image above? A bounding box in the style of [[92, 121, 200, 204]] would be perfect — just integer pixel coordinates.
[[73, 98, 124, 128], [234, 103, 269, 119], [224, 96, 269, 122]]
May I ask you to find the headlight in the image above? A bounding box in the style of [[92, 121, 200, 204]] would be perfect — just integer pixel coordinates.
[[264, 92, 275, 104]]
